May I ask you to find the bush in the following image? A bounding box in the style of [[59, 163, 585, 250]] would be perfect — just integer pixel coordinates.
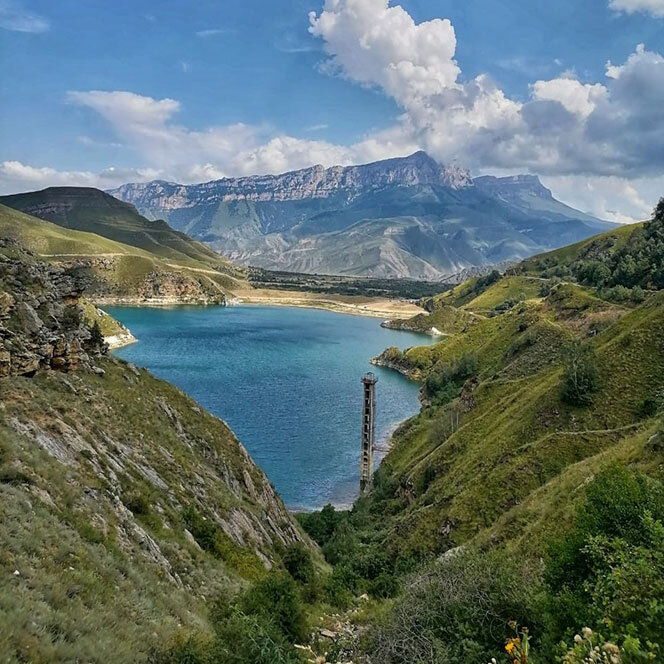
[[543, 467, 664, 653], [561, 342, 599, 407], [425, 352, 478, 404], [214, 611, 303, 664], [282, 543, 314, 584], [61, 304, 83, 331], [296, 503, 344, 547], [367, 548, 541, 664], [239, 573, 307, 643], [89, 320, 105, 349]]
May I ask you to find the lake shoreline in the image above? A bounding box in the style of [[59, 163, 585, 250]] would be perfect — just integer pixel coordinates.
[[96, 291, 427, 321], [107, 304, 431, 510]]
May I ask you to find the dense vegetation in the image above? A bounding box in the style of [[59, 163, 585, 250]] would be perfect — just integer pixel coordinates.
[[3, 195, 664, 663], [295, 200, 664, 663], [248, 267, 450, 299]]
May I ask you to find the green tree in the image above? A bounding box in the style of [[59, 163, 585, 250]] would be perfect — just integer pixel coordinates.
[[89, 320, 105, 349], [561, 342, 599, 407], [282, 543, 314, 584]]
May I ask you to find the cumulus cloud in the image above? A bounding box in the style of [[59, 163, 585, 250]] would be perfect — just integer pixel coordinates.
[[531, 77, 607, 118], [309, 1, 664, 182], [61, 88, 416, 184], [543, 173, 664, 223], [609, 0, 664, 17], [0, 161, 160, 194], [0, 0, 49, 32]]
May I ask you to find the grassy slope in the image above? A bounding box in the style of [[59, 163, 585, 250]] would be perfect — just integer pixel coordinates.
[[0, 203, 247, 299], [519, 221, 641, 274], [0, 187, 237, 272], [0, 356, 313, 663], [366, 274, 664, 559]]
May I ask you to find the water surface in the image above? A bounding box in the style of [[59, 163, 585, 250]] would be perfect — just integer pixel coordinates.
[[107, 305, 431, 509]]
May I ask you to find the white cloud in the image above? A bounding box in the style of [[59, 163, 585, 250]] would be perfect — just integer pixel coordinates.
[[309, 1, 664, 182], [195, 28, 230, 38], [309, 0, 459, 104], [0, 0, 49, 32], [543, 174, 664, 222], [0, 161, 160, 194], [531, 77, 607, 118], [609, 0, 664, 17], [60, 88, 415, 184]]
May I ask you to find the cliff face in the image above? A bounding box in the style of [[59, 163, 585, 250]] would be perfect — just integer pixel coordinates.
[[0, 238, 101, 377], [110, 152, 617, 280], [111, 151, 473, 209], [0, 240, 312, 662]]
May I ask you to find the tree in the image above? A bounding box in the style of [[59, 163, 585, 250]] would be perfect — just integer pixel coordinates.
[[561, 342, 599, 407], [89, 320, 105, 349]]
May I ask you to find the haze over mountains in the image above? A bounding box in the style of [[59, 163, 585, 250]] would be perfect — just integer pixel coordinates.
[[110, 151, 619, 280]]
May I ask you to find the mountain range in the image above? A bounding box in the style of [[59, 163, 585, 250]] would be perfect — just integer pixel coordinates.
[[109, 151, 619, 279]]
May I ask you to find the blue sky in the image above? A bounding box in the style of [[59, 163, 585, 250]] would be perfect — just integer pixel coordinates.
[[1, 0, 664, 220]]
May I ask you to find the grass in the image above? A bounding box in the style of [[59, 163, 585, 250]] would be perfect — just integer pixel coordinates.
[[81, 299, 128, 337], [0, 357, 315, 663], [461, 275, 543, 312], [363, 279, 664, 561], [0, 188, 239, 273], [0, 203, 248, 303]]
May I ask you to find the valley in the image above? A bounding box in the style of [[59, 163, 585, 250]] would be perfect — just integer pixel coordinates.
[[0, 153, 662, 664]]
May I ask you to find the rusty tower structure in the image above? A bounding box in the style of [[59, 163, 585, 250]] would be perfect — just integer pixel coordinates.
[[360, 372, 378, 496]]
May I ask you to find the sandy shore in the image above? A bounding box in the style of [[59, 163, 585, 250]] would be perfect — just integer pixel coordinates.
[[232, 288, 425, 319]]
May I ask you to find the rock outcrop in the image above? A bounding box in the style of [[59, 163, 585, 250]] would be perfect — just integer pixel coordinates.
[[0, 238, 103, 377]]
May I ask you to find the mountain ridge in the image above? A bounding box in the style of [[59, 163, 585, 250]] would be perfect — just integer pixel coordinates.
[[108, 152, 619, 280]]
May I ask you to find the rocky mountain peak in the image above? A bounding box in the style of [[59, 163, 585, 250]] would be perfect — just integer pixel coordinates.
[[473, 174, 553, 200], [108, 152, 473, 209]]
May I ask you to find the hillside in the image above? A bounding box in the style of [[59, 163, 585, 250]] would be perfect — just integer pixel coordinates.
[[0, 186, 236, 271], [0, 202, 246, 305], [0, 238, 314, 662], [109, 152, 618, 279], [294, 201, 664, 664]]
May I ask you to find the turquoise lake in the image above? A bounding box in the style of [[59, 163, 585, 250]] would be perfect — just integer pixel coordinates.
[[106, 305, 431, 510]]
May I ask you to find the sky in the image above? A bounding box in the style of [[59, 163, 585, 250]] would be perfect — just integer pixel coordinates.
[[1, 0, 664, 221]]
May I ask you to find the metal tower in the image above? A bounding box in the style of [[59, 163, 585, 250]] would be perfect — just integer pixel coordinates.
[[360, 372, 378, 496]]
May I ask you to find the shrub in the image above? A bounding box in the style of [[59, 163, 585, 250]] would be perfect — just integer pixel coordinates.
[[296, 503, 344, 547], [123, 489, 150, 515], [366, 548, 541, 664], [543, 467, 664, 653], [425, 352, 478, 404], [213, 611, 302, 664], [561, 342, 599, 407], [641, 396, 660, 417], [148, 631, 214, 664], [282, 543, 314, 584], [89, 320, 105, 349], [239, 572, 307, 643], [61, 304, 83, 331]]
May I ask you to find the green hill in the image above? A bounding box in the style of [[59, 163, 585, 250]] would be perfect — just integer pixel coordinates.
[[296, 200, 664, 664], [0, 203, 247, 304], [0, 187, 238, 272]]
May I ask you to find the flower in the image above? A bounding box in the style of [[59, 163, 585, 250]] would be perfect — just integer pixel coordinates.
[[506, 642, 515, 654], [582, 627, 593, 639], [574, 634, 583, 644]]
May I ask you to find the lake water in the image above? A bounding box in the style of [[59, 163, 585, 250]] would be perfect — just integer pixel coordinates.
[[106, 305, 431, 510]]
